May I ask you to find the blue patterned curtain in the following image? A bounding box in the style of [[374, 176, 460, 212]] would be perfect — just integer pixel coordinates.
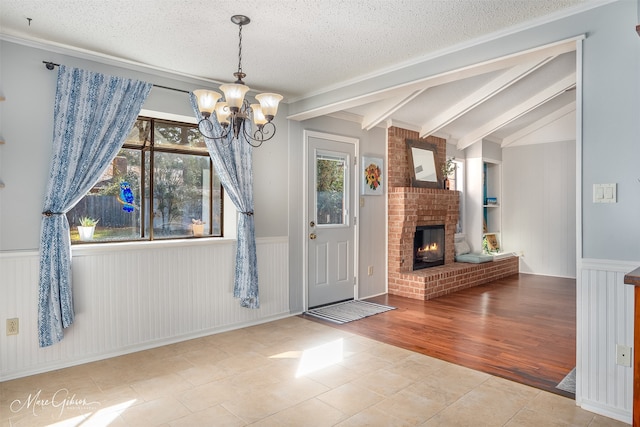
[[189, 93, 259, 309], [39, 66, 152, 347]]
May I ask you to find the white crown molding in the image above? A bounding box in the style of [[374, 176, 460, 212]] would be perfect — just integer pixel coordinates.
[[0, 33, 237, 93]]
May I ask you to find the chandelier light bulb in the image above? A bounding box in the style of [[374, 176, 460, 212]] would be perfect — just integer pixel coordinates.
[[219, 83, 250, 111], [255, 93, 283, 121], [250, 104, 268, 127], [193, 89, 221, 118], [215, 101, 231, 126]]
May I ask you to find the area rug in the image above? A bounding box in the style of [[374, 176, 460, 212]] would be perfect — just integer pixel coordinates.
[[305, 300, 396, 324], [556, 367, 576, 394]]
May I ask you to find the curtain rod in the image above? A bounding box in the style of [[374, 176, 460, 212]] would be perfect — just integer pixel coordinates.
[[42, 61, 191, 94]]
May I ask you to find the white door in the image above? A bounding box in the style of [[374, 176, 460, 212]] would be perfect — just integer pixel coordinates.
[[306, 132, 357, 308]]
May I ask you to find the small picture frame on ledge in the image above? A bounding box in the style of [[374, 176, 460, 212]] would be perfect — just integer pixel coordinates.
[[362, 156, 384, 195], [483, 233, 500, 253]]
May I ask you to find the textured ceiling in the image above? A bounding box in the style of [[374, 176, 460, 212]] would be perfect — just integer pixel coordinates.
[[1, 0, 596, 99], [0, 0, 605, 147]]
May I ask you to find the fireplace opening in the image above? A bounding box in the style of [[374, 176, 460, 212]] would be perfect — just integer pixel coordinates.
[[414, 225, 445, 270]]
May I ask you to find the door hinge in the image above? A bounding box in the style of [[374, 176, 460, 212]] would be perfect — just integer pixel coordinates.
[[354, 157, 357, 166], [354, 217, 357, 225]]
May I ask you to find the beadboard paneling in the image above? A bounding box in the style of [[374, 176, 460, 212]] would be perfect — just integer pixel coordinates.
[[502, 141, 576, 278], [0, 237, 289, 380], [577, 259, 636, 424]]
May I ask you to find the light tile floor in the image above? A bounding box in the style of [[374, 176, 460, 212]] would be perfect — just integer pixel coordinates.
[[0, 317, 627, 426]]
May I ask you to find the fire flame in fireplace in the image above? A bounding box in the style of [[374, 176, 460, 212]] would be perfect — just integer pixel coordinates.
[[418, 243, 439, 254]]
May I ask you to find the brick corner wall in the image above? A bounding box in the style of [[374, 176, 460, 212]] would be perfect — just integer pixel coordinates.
[[386, 127, 518, 300]]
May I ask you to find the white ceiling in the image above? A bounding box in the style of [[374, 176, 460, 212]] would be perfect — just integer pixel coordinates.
[[0, 0, 606, 148]]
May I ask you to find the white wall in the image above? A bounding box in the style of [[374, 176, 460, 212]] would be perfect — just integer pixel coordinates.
[[464, 156, 485, 254], [503, 141, 577, 278]]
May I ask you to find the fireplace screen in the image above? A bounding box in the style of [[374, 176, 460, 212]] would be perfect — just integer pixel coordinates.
[[413, 225, 445, 270]]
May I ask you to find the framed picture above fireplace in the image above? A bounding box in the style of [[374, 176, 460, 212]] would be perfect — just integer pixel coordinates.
[[406, 139, 442, 188]]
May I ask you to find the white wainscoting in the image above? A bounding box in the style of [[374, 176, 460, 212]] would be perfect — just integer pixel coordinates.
[[0, 237, 289, 380], [577, 258, 637, 424]]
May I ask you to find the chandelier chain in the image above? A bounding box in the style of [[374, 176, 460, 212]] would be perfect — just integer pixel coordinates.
[[237, 23, 243, 75]]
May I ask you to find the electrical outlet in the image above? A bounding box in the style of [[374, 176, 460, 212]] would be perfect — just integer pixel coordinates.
[[6, 318, 19, 336], [616, 344, 632, 367], [367, 266, 373, 276]]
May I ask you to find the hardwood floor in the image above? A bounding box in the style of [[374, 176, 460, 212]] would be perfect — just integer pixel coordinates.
[[302, 273, 576, 398]]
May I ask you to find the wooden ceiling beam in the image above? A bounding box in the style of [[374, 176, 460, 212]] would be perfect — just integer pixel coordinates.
[[456, 73, 576, 150], [500, 100, 576, 147], [418, 57, 556, 138]]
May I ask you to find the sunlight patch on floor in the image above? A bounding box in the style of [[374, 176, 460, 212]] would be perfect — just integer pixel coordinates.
[[47, 399, 137, 426], [296, 338, 344, 377]]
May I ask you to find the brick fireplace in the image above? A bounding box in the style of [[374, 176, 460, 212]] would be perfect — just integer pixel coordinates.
[[387, 127, 518, 300]]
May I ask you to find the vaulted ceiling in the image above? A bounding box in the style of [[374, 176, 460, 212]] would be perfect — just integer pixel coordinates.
[[0, 0, 601, 148], [309, 39, 579, 149]]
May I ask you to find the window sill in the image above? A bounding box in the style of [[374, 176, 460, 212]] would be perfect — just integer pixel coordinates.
[[71, 236, 237, 256]]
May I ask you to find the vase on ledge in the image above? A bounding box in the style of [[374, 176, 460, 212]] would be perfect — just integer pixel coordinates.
[[77, 225, 95, 241], [443, 178, 450, 190], [192, 223, 205, 237]]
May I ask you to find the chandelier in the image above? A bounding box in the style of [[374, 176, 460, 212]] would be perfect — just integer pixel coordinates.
[[194, 15, 283, 148]]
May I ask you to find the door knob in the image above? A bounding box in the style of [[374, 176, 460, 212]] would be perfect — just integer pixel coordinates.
[[309, 233, 317, 240]]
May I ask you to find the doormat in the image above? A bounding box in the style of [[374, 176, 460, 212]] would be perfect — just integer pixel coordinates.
[[305, 300, 396, 324], [556, 367, 576, 394]]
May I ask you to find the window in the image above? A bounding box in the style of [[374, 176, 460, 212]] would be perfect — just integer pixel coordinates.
[[67, 117, 223, 243], [316, 153, 347, 226]]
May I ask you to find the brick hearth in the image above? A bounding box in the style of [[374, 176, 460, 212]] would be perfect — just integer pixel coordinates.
[[387, 127, 518, 300], [388, 257, 519, 300]]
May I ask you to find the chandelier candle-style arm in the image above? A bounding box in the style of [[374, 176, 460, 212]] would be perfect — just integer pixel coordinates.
[[193, 14, 282, 147]]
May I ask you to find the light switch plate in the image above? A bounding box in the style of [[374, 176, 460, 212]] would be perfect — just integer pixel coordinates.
[[593, 183, 617, 203]]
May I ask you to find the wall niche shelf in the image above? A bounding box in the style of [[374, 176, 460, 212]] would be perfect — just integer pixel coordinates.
[[483, 161, 501, 236]]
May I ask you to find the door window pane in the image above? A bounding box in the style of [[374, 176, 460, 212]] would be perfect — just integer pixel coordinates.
[[316, 154, 347, 225]]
